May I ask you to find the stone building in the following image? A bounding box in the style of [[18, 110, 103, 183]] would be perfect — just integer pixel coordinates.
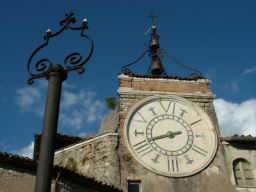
[[0, 19, 256, 192], [52, 73, 256, 192], [52, 21, 256, 192]]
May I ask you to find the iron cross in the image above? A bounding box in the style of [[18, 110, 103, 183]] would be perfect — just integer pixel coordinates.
[[67, 0, 72, 12], [147, 12, 158, 26]]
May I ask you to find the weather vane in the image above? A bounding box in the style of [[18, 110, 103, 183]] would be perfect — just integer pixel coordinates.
[[122, 12, 167, 76]]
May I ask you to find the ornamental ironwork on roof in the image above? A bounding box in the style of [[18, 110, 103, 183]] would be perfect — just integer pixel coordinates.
[[121, 12, 203, 78], [123, 73, 205, 81]]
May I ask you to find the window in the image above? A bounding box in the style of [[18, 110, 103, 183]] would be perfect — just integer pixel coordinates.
[[233, 159, 256, 187], [128, 180, 141, 192]]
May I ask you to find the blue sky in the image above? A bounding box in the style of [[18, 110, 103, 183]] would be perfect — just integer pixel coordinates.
[[0, 0, 255, 157]]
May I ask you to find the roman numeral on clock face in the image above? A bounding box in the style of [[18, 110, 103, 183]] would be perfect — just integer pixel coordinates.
[[133, 112, 148, 123], [168, 157, 179, 172], [190, 119, 202, 126], [192, 145, 208, 156], [195, 133, 206, 139], [179, 109, 187, 117], [148, 107, 157, 116], [151, 154, 160, 163], [133, 140, 153, 157], [158, 101, 177, 114], [133, 130, 144, 137], [172, 102, 176, 114], [159, 101, 172, 113], [184, 155, 194, 164]]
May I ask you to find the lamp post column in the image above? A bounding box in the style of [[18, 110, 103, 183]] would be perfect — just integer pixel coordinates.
[[34, 65, 67, 192]]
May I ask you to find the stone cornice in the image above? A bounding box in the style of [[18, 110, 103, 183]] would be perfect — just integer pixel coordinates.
[[55, 133, 118, 155]]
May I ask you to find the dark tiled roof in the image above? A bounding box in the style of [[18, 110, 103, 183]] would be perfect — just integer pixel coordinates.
[[221, 135, 256, 148], [0, 152, 122, 192], [124, 73, 206, 81], [221, 134, 256, 142], [34, 133, 83, 160], [54, 133, 117, 154], [55, 166, 122, 192], [0, 152, 36, 171], [35, 133, 83, 142], [0, 152, 34, 162], [34, 133, 98, 160]]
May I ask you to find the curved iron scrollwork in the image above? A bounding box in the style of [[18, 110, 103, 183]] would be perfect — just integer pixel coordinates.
[[121, 50, 150, 75], [27, 11, 94, 84], [163, 51, 203, 77]]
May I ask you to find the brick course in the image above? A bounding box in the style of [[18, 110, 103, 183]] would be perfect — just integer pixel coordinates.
[[119, 75, 211, 94]]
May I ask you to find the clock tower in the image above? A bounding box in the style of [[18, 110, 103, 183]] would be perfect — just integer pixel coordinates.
[[117, 14, 235, 192]]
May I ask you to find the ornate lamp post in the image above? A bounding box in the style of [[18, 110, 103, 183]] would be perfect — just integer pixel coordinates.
[[27, 12, 93, 192]]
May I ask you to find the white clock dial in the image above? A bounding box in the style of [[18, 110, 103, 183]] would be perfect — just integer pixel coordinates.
[[124, 95, 218, 177]]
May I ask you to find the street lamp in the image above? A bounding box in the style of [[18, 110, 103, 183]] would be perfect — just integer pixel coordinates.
[[27, 11, 94, 192]]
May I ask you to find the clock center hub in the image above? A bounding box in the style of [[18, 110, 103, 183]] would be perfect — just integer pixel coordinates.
[[146, 114, 194, 156]]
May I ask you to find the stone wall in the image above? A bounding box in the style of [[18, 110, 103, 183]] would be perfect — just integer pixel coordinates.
[[54, 133, 120, 187], [0, 165, 58, 192], [0, 166, 35, 192]]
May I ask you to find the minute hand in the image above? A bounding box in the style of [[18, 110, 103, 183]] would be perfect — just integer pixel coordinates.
[[149, 131, 182, 141]]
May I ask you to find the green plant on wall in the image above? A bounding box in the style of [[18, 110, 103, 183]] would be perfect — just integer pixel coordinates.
[[105, 97, 116, 110]]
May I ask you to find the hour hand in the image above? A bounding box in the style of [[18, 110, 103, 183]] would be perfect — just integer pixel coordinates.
[[169, 131, 182, 138], [149, 131, 182, 141]]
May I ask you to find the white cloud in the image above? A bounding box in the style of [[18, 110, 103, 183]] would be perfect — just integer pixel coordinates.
[[15, 141, 34, 158], [243, 66, 256, 75], [214, 98, 256, 136], [61, 91, 79, 109], [60, 90, 105, 129], [15, 80, 46, 116], [16, 87, 41, 108], [15, 82, 105, 131]]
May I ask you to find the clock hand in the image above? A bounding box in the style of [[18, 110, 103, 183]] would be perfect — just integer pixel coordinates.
[[149, 131, 182, 141], [149, 132, 170, 141], [171, 131, 182, 137]]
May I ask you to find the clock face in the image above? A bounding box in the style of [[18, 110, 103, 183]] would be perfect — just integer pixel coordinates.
[[124, 96, 218, 177]]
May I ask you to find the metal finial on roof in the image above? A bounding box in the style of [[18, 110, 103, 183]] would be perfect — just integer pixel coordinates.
[[146, 12, 158, 27], [121, 12, 203, 78], [67, 0, 72, 12], [121, 12, 167, 76], [146, 13, 166, 76]]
